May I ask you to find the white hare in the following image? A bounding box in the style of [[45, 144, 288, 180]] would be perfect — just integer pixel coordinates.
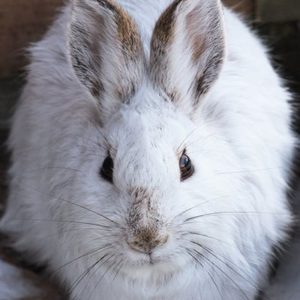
[[0, 0, 296, 299]]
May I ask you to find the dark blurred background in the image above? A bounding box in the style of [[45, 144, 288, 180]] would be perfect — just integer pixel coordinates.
[[0, 0, 299, 213]]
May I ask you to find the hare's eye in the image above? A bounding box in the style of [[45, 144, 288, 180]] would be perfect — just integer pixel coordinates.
[[179, 151, 194, 181], [100, 155, 114, 183]]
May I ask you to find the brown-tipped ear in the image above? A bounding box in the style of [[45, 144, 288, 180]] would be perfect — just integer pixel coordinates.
[[150, 0, 225, 115], [68, 0, 145, 117]]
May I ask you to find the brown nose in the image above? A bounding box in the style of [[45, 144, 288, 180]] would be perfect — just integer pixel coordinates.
[[127, 227, 169, 254]]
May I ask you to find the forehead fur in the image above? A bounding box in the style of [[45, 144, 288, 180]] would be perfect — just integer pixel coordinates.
[[102, 85, 193, 173]]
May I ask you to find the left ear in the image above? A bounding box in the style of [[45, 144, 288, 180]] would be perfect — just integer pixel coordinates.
[[150, 0, 226, 116], [67, 0, 145, 122]]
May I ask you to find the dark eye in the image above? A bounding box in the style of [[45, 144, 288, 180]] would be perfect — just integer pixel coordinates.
[[179, 151, 194, 181], [100, 155, 114, 183]]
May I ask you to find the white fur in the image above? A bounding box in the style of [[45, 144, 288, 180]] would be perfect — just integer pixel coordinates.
[[0, 259, 39, 299], [0, 0, 296, 299]]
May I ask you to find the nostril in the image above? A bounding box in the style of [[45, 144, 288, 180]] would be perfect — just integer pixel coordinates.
[[127, 232, 169, 254], [152, 234, 169, 248], [160, 234, 169, 245]]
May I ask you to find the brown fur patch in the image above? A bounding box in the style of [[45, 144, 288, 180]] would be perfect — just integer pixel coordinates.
[[151, 0, 182, 50], [128, 188, 162, 231], [150, 0, 225, 109], [116, 9, 143, 60], [186, 7, 206, 62], [71, 0, 144, 103], [128, 187, 156, 226], [96, 0, 143, 60], [194, 50, 224, 102], [150, 0, 182, 103], [127, 188, 166, 252], [187, 3, 225, 103]]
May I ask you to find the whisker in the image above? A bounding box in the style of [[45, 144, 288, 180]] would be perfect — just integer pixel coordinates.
[[171, 195, 232, 223], [183, 211, 287, 223], [187, 247, 222, 300], [200, 243, 273, 300], [191, 241, 269, 300], [185, 247, 204, 268], [13, 183, 123, 228], [177, 128, 199, 153], [87, 254, 117, 300], [34, 226, 114, 241], [183, 133, 218, 153], [111, 257, 125, 282], [178, 231, 232, 247], [176, 118, 221, 154], [186, 245, 225, 299], [214, 167, 284, 176], [12, 218, 111, 228], [68, 253, 112, 296], [191, 247, 250, 300], [58, 198, 123, 228], [171, 200, 210, 222], [76, 254, 115, 300], [12, 134, 107, 156], [52, 244, 113, 276]]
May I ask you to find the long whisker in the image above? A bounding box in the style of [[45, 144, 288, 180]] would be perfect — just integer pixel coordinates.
[[77, 254, 115, 300], [34, 227, 114, 242], [176, 118, 222, 154], [68, 253, 112, 296], [214, 167, 283, 176], [87, 254, 117, 300], [188, 247, 222, 299], [111, 257, 125, 282], [70, 253, 114, 298], [176, 128, 200, 153], [12, 218, 111, 228], [191, 247, 250, 300], [171, 195, 232, 223], [183, 211, 287, 223], [171, 200, 210, 222], [58, 198, 123, 228], [191, 241, 269, 300], [178, 231, 232, 247], [202, 243, 274, 300], [183, 133, 218, 153], [13, 183, 123, 228], [13, 134, 107, 156], [52, 244, 113, 276]]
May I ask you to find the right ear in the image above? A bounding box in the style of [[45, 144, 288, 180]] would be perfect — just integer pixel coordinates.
[[150, 0, 226, 116], [68, 0, 145, 118]]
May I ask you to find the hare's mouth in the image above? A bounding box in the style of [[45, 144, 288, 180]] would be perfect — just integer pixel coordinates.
[[118, 251, 188, 279]]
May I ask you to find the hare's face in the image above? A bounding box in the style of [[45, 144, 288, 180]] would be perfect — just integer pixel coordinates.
[[61, 83, 249, 286]]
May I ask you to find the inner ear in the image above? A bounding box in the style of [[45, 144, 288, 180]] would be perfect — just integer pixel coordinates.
[[150, 0, 226, 115], [68, 0, 145, 112]]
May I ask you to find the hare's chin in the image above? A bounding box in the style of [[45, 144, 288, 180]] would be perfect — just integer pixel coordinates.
[[123, 253, 189, 276]]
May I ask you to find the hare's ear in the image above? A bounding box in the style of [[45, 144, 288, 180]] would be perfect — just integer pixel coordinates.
[[150, 0, 225, 116], [68, 0, 145, 117]]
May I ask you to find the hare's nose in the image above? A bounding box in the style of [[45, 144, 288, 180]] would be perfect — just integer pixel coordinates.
[[127, 228, 169, 254]]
